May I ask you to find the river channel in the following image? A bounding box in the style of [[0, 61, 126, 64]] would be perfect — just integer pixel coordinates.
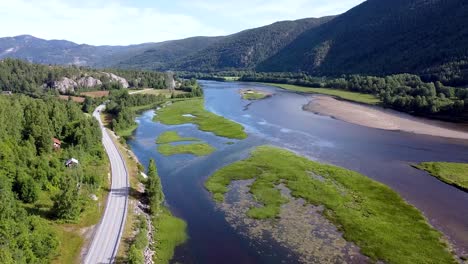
[[127, 80, 468, 263]]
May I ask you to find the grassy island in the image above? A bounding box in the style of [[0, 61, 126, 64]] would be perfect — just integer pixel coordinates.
[[158, 142, 215, 156], [414, 162, 468, 191], [264, 83, 381, 105], [205, 146, 455, 264], [154, 99, 247, 139], [156, 131, 200, 144], [240, 89, 271, 100], [156, 131, 215, 156]]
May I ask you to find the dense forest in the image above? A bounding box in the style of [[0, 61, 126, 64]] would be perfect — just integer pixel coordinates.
[[171, 17, 333, 72], [0, 59, 167, 95], [106, 90, 166, 134], [191, 71, 468, 120], [258, 0, 468, 86], [0, 94, 106, 263]]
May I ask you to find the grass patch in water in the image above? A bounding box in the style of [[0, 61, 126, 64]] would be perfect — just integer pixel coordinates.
[[158, 142, 215, 156], [205, 146, 456, 264], [153, 99, 247, 139], [156, 131, 200, 144], [241, 89, 269, 100], [414, 162, 468, 191], [153, 208, 188, 264]]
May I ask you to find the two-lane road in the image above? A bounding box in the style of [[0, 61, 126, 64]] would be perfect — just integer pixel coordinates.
[[85, 105, 129, 264]]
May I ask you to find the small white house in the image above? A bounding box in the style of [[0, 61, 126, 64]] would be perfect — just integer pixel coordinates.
[[65, 158, 79, 167]]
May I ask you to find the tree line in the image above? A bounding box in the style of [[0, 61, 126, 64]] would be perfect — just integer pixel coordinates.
[[238, 72, 468, 120]]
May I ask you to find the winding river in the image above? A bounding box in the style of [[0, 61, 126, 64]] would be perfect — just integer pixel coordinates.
[[127, 81, 468, 263]]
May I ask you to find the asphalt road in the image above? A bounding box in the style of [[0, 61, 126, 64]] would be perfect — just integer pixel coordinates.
[[84, 105, 129, 264]]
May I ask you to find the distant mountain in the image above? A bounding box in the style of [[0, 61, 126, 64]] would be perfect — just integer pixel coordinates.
[[0, 35, 155, 66], [258, 0, 468, 85], [115, 36, 224, 70], [2, 0, 467, 85]]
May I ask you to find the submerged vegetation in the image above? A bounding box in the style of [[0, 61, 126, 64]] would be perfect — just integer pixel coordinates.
[[205, 146, 456, 264], [154, 99, 247, 139], [414, 162, 468, 191]]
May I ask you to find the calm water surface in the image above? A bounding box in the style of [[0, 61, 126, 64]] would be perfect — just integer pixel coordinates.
[[128, 81, 468, 263]]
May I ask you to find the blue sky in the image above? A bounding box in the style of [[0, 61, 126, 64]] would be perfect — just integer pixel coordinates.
[[0, 0, 365, 45]]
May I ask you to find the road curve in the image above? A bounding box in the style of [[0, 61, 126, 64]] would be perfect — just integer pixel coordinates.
[[84, 105, 129, 264]]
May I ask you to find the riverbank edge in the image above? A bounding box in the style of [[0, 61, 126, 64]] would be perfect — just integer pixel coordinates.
[[102, 111, 188, 264], [304, 96, 468, 140], [412, 162, 468, 192]]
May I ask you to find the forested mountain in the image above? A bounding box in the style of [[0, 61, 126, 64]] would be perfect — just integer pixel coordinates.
[[171, 17, 334, 72], [0, 35, 155, 67], [1, 0, 468, 85], [258, 0, 468, 86], [115, 36, 224, 70]]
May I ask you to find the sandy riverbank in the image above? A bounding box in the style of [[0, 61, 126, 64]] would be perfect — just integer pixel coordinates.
[[304, 96, 468, 140]]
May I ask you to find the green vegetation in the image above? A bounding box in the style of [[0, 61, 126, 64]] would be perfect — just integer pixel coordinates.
[[266, 83, 380, 104], [205, 146, 456, 264], [414, 162, 468, 191], [241, 89, 270, 100], [158, 143, 215, 156], [156, 131, 200, 144], [144, 159, 187, 264], [153, 208, 188, 264], [154, 99, 247, 139], [105, 90, 166, 137], [0, 94, 107, 263], [156, 131, 215, 156], [0, 58, 167, 95], [127, 215, 149, 264]]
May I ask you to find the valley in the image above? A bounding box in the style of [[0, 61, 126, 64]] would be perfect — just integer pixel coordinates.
[[1, 0, 468, 263]]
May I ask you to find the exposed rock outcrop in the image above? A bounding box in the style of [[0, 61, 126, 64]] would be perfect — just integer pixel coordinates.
[[77, 76, 102, 88], [101, 72, 129, 88], [53, 77, 77, 93]]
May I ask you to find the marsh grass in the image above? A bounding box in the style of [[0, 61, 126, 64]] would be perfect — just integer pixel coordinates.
[[153, 99, 247, 139], [414, 162, 468, 191], [264, 83, 381, 105], [205, 146, 456, 264], [156, 131, 200, 144], [153, 208, 188, 264], [158, 142, 215, 156]]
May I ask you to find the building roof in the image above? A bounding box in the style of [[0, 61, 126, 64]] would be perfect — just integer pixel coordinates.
[[53, 138, 62, 145], [65, 158, 79, 166]]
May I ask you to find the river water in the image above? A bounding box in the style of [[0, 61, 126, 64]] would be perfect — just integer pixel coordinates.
[[127, 81, 468, 263]]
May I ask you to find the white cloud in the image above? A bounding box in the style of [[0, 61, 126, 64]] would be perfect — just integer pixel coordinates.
[[0, 0, 226, 45]]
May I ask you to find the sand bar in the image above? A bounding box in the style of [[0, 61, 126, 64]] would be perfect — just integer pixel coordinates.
[[304, 96, 468, 140]]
